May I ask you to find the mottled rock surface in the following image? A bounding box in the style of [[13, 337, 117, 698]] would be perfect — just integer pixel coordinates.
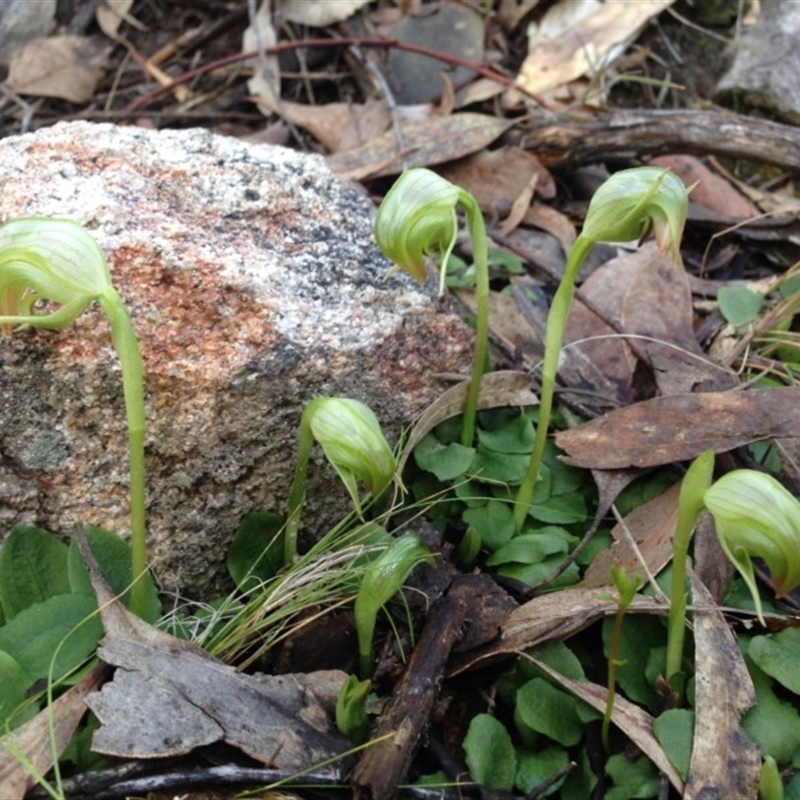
[[0, 121, 474, 596]]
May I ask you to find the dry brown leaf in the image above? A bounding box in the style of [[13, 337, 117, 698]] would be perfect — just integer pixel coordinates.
[[510, 0, 675, 99], [529, 658, 684, 795], [522, 204, 576, 254], [327, 113, 513, 181], [439, 147, 556, 217], [555, 386, 800, 470], [685, 571, 760, 799], [650, 154, 761, 221], [0, 665, 106, 800], [397, 370, 537, 475], [449, 585, 666, 675], [6, 35, 110, 102], [274, 98, 391, 154], [74, 534, 350, 771], [581, 481, 680, 588]]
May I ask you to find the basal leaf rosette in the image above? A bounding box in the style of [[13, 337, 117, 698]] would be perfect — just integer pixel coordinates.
[[704, 469, 800, 624]]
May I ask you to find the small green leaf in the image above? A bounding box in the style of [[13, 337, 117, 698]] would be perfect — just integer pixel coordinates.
[[463, 499, 515, 550], [226, 511, 285, 590], [604, 752, 660, 800], [718, 285, 764, 328], [463, 713, 517, 791], [470, 446, 531, 484], [654, 708, 694, 780], [516, 746, 570, 795], [749, 628, 800, 695], [0, 649, 35, 729], [0, 594, 102, 682], [414, 433, 475, 481], [743, 659, 800, 763], [476, 413, 534, 454], [0, 525, 71, 619], [486, 528, 572, 567], [530, 641, 586, 681], [515, 677, 584, 747]]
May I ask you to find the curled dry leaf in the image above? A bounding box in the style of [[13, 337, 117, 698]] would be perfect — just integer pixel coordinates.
[[448, 585, 666, 676], [555, 386, 800, 470]]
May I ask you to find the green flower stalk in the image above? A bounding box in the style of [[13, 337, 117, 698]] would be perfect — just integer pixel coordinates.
[[514, 167, 690, 533], [285, 397, 398, 563], [354, 532, 435, 677], [375, 168, 489, 447], [665, 450, 714, 685], [0, 217, 148, 617], [704, 469, 800, 625]]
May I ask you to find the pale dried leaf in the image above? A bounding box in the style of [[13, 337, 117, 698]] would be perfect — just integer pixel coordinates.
[[511, 0, 675, 98], [96, 0, 135, 39], [6, 35, 110, 102], [281, 0, 372, 27], [244, 0, 280, 113], [555, 386, 800, 470], [0, 666, 105, 800], [74, 533, 350, 771], [449, 586, 666, 675], [327, 113, 513, 181], [529, 657, 684, 795], [581, 482, 679, 588], [685, 571, 760, 799]]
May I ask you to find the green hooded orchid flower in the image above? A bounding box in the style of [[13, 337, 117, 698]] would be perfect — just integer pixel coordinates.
[[0, 217, 148, 617], [514, 167, 690, 532], [285, 397, 398, 563], [375, 168, 489, 447], [354, 532, 435, 677], [704, 469, 800, 624]]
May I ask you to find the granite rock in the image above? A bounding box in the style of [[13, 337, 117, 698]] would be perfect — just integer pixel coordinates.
[[0, 121, 474, 596]]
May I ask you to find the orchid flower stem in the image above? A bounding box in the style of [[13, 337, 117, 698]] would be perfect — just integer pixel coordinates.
[[100, 293, 147, 618], [665, 451, 714, 689], [513, 235, 594, 533], [285, 411, 315, 565], [460, 195, 490, 448]]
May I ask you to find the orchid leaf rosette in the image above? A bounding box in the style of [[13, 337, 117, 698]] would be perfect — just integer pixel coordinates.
[[375, 168, 490, 448], [704, 470, 800, 624]]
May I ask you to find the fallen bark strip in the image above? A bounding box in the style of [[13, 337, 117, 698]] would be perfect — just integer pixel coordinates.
[[524, 108, 800, 172], [351, 575, 475, 800]]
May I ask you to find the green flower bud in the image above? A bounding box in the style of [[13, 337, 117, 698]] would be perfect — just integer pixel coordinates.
[[0, 217, 116, 330], [580, 167, 690, 263], [306, 397, 397, 516], [704, 470, 800, 624], [374, 167, 461, 287], [355, 533, 435, 676]]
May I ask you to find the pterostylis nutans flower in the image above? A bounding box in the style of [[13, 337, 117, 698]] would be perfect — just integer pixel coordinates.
[[354, 532, 435, 677], [284, 396, 398, 564], [704, 469, 800, 625], [375, 168, 490, 448], [514, 167, 691, 533], [0, 217, 148, 617]]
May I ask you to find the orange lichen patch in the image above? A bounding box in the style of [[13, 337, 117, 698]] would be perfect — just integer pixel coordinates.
[[52, 243, 275, 387]]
